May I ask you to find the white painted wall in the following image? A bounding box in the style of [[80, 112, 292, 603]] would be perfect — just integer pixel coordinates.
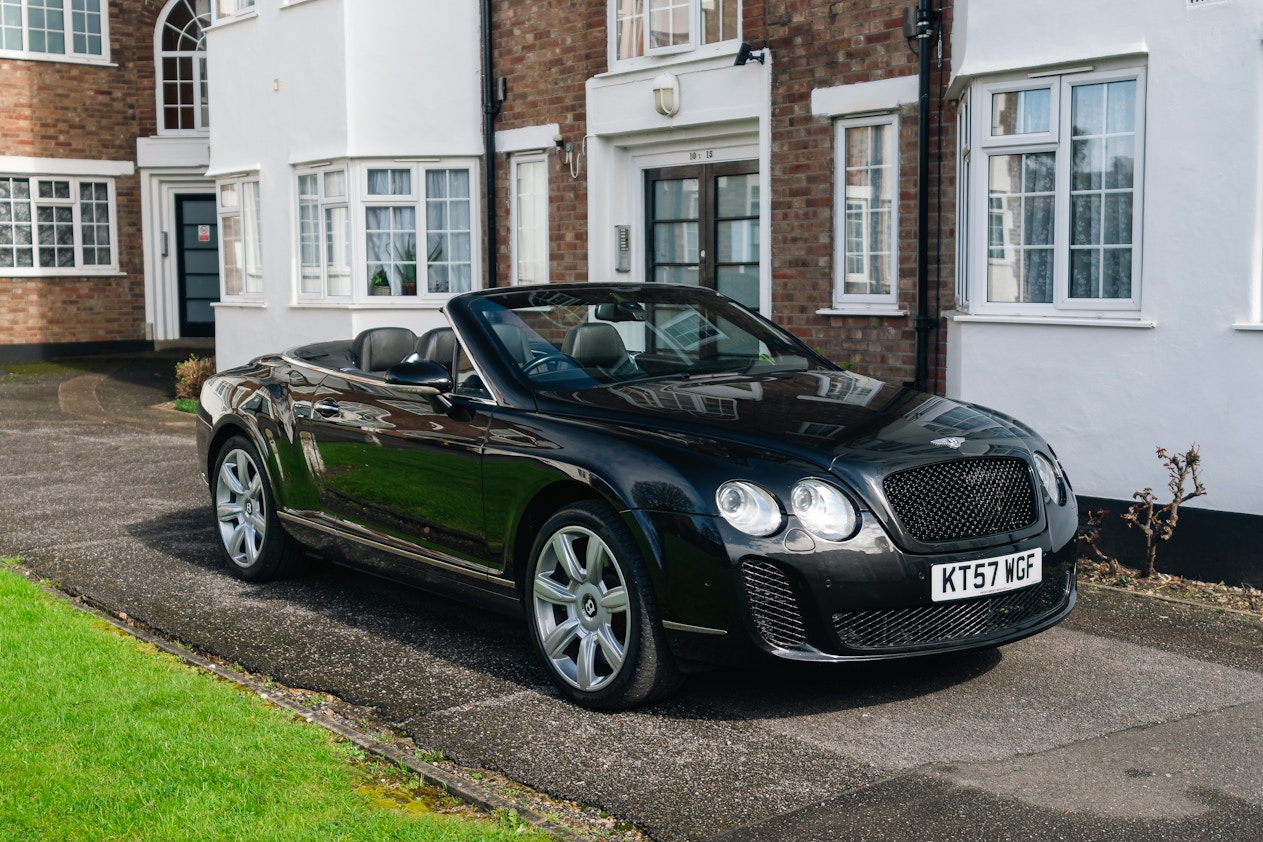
[[206, 0, 481, 367], [948, 0, 1263, 516]]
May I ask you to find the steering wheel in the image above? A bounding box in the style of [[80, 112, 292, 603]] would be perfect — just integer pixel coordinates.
[[521, 352, 581, 377]]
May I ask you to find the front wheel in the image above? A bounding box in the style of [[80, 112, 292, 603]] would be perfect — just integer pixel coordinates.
[[212, 435, 301, 581], [526, 501, 681, 710]]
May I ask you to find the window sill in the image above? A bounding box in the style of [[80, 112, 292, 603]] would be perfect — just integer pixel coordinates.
[[946, 311, 1156, 329], [817, 306, 908, 318], [1, 269, 124, 278], [289, 300, 447, 310], [1232, 322, 1263, 332], [0, 52, 115, 67], [212, 299, 266, 309]]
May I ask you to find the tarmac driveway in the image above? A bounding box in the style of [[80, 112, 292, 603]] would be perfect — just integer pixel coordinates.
[[2, 356, 1262, 841]]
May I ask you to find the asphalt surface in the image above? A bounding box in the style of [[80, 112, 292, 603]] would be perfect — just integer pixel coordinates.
[[2, 353, 1263, 841]]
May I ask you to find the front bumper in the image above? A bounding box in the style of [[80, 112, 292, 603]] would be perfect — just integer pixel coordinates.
[[634, 508, 1078, 666]]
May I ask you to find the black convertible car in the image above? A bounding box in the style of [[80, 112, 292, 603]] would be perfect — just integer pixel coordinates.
[[197, 283, 1077, 709]]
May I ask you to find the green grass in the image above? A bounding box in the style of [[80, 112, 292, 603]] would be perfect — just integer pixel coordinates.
[[174, 396, 200, 414], [0, 559, 552, 842]]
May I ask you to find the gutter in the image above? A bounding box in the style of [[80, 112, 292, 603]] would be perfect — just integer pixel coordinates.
[[481, 0, 501, 288]]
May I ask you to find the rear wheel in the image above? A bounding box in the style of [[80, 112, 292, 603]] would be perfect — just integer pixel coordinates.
[[527, 501, 681, 709], [212, 435, 300, 581]]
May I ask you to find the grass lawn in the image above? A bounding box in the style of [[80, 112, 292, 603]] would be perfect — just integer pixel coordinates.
[[0, 559, 553, 842]]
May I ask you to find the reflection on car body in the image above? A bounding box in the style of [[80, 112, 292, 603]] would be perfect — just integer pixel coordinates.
[[196, 283, 1078, 709]]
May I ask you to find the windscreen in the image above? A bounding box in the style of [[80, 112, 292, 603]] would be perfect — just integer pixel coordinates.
[[468, 286, 827, 391]]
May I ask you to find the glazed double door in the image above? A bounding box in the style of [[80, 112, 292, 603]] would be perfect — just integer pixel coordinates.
[[645, 160, 760, 310]]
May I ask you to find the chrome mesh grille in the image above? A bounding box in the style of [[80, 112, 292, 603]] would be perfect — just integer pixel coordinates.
[[832, 572, 1071, 652], [741, 559, 808, 650], [883, 457, 1038, 542]]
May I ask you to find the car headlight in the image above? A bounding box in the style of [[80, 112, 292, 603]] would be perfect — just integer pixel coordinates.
[[791, 479, 858, 541], [1033, 452, 1064, 506], [716, 481, 783, 537]]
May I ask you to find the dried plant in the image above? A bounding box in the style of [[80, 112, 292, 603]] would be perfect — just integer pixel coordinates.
[[1078, 508, 1122, 579], [174, 354, 217, 400], [1122, 445, 1206, 578]]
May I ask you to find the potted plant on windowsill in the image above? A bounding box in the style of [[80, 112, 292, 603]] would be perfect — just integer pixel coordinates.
[[397, 243, 418, 296], [370, 268, 392, 296]]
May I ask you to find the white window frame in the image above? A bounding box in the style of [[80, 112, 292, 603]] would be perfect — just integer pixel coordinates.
[[213, 0, 254, 21], [510, 154, 549, 286], [0, 174, 118, 275], [155, 0, 210, 136], [831, 114, 900, 311], [217, 174, 262, 297], [293, 160, 480, 304], [296, 164, 351, 299], [0, 0, 110, 63], [965, 63, 1146, 317], [609, 0, 742, 69]]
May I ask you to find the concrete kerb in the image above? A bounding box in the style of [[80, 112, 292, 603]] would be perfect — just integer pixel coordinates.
[[8, 563, 581, 841]]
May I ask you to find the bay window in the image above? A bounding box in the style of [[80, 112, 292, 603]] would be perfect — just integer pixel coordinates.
[[964, 64, 1146, 315], [0, 175, 116, 273], [612, 0, 740, 64], [294, 161, 476, 302]]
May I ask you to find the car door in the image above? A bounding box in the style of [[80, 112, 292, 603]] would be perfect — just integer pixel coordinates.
[[297, 369, 495, 574]]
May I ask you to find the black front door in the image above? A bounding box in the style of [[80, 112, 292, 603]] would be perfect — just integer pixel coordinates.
[[175, 194, 219, 338], [645, 160, 761, 310]]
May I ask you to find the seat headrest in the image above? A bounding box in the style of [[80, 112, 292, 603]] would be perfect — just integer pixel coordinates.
[[415, 327, 457, 371], [562, 322, 628, 368], [351, 327, 418, 372]]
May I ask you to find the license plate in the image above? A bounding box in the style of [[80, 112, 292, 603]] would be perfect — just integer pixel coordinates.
[[931, 548, 1042, 603]]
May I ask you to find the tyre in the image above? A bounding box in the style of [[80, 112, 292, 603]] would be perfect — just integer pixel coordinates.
[[526, 501, 681, 709], [212, 435, 301, 581]]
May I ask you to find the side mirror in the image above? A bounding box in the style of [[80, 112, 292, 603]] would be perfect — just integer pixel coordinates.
[[384, 360, 453, 395]]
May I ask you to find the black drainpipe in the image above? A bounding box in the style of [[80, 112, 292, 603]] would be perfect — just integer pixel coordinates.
[[481, 0, 500, 288], [912, 0, 939, 392]]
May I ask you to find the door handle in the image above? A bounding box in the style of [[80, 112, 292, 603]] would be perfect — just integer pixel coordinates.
[[314, 400, 340, 417]]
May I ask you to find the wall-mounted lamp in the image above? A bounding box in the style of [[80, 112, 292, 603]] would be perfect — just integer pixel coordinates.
[[552, 133, 586, 180], [652, 73, 681, 117], [733, 42, 765, 66]]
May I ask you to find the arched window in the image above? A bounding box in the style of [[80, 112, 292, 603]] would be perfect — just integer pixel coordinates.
[[157, 0, 210, 133]]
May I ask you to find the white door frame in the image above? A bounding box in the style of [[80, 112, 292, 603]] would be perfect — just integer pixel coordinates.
[[140, 170, 215, 341]]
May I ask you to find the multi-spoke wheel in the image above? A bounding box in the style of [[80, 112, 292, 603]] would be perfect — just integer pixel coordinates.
[[527, 501, 680, 709], [212, 435, 299, 581]]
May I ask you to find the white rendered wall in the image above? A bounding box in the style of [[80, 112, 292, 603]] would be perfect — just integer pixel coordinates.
[[948, 0, 1263, 516], [206, 0, 480, 367]]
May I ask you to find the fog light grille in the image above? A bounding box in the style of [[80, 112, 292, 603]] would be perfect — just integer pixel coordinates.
[[741, 559, 807, 650], [832, 572, 1071, 652], [883, 457, 1037, 542]]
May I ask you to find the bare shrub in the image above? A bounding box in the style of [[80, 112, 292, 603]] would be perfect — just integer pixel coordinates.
[[1122, 445, 1206, 578]]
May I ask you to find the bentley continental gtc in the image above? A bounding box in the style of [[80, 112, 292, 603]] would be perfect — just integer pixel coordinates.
[[196, 283, 1078, 709]]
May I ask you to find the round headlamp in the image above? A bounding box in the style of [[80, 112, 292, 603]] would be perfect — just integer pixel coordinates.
[[716, 481, 783, 537], [791, 479, 858, 541], [1033, 452, 1064, 506]]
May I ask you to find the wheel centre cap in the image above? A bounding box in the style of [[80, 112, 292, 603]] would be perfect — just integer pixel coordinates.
[[582, 594, 598, 619]]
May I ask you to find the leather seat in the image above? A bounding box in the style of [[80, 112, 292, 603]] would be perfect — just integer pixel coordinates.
[[351, 327, 418, 372], [414, 327, 457, 373], [562, 322, 633, 375]]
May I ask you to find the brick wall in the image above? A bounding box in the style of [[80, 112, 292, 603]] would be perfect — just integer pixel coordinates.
[[0, 2, 164, 356], [490, 0, 956, 393]]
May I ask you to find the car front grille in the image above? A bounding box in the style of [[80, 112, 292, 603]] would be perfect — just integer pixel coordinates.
[[831, 571, 1072, 652], [882, 457, 1038, 542], [741, 559, 808, 650]]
